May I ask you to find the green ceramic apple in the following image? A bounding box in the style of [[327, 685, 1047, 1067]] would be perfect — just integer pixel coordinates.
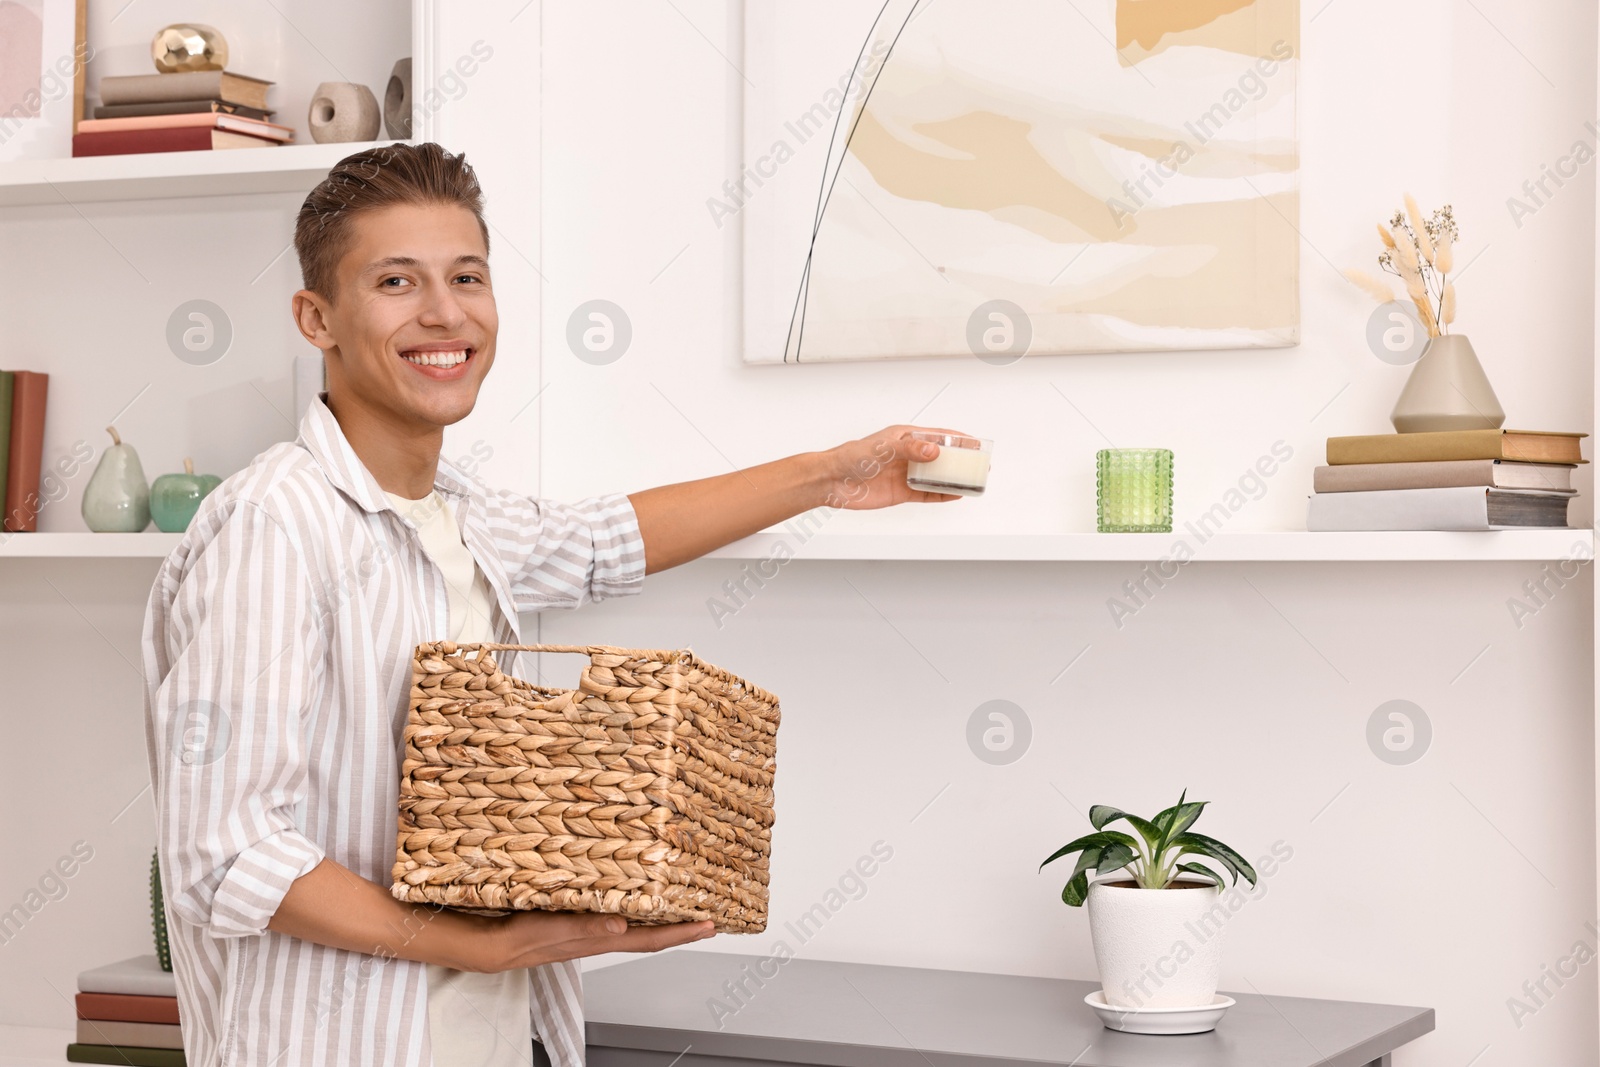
[[82, 425, 150, 532], [151, 457, 222, 532]]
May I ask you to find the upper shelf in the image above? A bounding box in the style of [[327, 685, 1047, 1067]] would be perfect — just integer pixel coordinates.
[[2, 529, 1592, 562], [0, 141, 410, 208]]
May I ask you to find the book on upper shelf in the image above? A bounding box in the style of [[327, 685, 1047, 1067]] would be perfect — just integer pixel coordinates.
[[1326, 428, 1587, 466], [73, 127, 283, 156], [75, 992, 180, 1026], [1313, 459, 1577, 494], [78, 113, 293, 142], [66, 1044, 185, 1066], [78, 955, 178, 998], [1307, 486, 1572, 531], [98, 71, 273, 111], [93, 99, 274, 121]]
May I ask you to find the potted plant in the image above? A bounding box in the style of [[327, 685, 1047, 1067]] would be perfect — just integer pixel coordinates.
[[1040, 791, 1256, 1010]]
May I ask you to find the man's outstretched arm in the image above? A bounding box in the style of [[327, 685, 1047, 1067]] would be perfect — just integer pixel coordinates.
[[626, 423, 959, 574]]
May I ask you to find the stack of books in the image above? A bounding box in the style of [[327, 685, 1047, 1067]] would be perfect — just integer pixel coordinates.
[[1308, 428, 1585, 531], [74, 70, 288, 156], [68, 955, 184, 1066], [1, 369, 48, 533]]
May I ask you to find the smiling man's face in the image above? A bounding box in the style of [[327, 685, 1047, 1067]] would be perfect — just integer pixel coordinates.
[[298, 200, 496, 433]]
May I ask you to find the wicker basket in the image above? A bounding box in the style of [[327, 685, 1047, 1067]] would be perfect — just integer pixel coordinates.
[[390, 641, 780, 933]]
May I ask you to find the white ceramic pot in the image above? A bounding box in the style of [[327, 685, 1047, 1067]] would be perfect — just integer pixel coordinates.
[[1086, 875, 1227, 1009]]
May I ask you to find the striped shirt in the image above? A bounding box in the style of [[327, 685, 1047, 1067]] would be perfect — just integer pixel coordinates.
[[140, 391, 647, 1066]]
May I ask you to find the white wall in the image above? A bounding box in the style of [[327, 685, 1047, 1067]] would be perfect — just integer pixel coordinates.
[[0, 4, 1594, 1067], [526, 4, 1598, 1067]]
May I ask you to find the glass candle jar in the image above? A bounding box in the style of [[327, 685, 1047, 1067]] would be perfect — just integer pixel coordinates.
[[1097, 449, 1173, 532], [906, 432, 993, 497]]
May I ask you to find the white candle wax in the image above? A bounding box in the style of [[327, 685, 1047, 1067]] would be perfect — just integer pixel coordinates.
[[907, 444, 991, 496]]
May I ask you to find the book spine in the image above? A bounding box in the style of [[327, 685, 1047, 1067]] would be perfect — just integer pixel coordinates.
[[93, 101, 274, 121], [1312, 460, 1497, 492], [98, 72, 224, 106], [78, 115, 292, 139], [1325, 431, 1504, 465], [1306, 487, 1491, 531], [76, 1019, 184, 1050], [73, 128, 220, 156], [0, 371, 12, 519], [75, 992, 181, 1025], [3, 371, 46, 532], [66, 1043, 186, 1066]]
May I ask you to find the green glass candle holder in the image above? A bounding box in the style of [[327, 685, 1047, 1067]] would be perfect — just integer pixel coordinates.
[[1097, 449, 1173, 532]]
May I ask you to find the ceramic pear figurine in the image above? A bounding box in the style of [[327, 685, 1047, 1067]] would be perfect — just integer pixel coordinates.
[[151, 457, 222, 532], [82, 425, 151, 532]]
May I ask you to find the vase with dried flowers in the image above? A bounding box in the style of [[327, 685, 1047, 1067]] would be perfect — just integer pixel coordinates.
[[1345, 197, 1505, 433]]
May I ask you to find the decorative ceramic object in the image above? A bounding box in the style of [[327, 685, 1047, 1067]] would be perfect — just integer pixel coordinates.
[[1390, 334, 1506, 432], [384, 58, 413, 139], [151, 457, 222, 532], [1086, 875, 1226, 1009], [82, 425, 151, 533], [151, 24, 228, 73], [1097, 448, 1173, 532], [308, 82, 381, 144]]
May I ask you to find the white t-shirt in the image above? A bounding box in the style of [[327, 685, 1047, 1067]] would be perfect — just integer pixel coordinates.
[[386, 489, 535, 1067]]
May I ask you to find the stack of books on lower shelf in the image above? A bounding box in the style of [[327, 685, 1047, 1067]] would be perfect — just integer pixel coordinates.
[[1308, 428, 1586, 531], [68, 955, 184, 1066], [75, 71, 289, 156]]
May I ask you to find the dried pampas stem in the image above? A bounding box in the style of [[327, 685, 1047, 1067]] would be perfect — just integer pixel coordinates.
[[1441, 282, 1456, 328], [1405, 193, 1436, 264], [1345, 269, 1396, 304], [1377, 223, 1396, 249], [1435, 231, 1454, 274], [1416, 296, 1440, 337], [1389, 226, 1420, 273]]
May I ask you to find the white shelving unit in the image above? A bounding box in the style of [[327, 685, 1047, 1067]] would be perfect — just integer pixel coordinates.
[[2, 528, 1592, 562], [0, 141, 412, 208]]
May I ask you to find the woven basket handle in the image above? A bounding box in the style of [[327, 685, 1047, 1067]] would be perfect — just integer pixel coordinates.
[[467, 643, 603, 655], [440, 642, 693, 664]]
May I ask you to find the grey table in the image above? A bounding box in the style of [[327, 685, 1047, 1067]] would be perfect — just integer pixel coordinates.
[[576, 950, 1434, 1067]]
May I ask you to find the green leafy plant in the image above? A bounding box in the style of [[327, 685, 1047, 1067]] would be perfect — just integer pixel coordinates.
[[1039, 791, 1258, 907]]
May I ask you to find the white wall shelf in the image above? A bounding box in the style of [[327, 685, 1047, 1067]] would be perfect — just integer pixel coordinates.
[[0, 141, 411, 208], [2, 528, 1591, 562]]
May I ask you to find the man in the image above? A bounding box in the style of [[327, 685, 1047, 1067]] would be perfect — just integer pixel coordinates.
[[141, 142, 963, 1067]]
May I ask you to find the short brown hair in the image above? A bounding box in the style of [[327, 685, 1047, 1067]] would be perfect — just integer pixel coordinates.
[[294, 142, 490, 298]]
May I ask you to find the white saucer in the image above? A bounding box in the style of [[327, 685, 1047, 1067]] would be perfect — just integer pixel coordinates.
[[1084, 989, 1236, 1034]]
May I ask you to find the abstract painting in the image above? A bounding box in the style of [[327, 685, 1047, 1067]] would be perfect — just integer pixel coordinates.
[[738, 0, 1300, 363]]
